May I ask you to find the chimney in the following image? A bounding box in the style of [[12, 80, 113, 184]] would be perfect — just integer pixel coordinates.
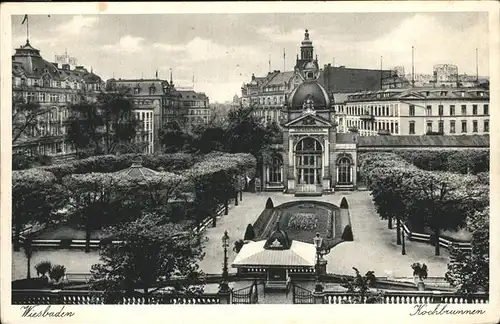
[[62, 64, 70, 71]]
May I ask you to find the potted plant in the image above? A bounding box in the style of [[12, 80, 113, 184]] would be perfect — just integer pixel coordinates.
[[411, 263, 428, 291], [49, 265, 67, 285], [233, 239, 245, 253], [35, 261, 52, 278]]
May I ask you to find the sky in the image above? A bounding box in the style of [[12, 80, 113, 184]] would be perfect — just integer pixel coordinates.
[[11, 12, 489, 103]]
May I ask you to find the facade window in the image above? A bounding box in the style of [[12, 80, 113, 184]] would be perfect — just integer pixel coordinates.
[[409, 105, 415, 116], [337, 157, 352, 185], [426, 121, 433, 133], [450, 121, 456, 134], [409, 121, 415, 135], [484, 120, 489, 133], [269, 156, 283, 183], [438, 105, 443, 116], [461, 105, 467, 115], [438, 121, 444, 134], [473, 120, 478, 133], [426, 105, 432, 116], [483, 104, 489, 115], [449, 105, 455, 116], [472, 104, 478, 115], [461, 120, 467, 133], [27, 92, 36, 103]]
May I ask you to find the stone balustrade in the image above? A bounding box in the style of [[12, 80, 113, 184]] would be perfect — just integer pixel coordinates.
[[12, 290, 222, 305], [320, 291, 488, 304]]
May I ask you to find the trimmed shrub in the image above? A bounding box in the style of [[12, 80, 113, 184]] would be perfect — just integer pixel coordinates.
[[243, 224, 256, 241], [35, 261, 52, 277], [341, 225, 354, 241], [265, 198, 274, 209]]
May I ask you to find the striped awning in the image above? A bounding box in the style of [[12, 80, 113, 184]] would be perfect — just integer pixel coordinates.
[[232, 240, 316, 268]]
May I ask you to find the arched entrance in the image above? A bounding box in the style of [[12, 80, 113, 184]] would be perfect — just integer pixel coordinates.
[[336, 156, 353, 185], [295, 137, 322, 185]]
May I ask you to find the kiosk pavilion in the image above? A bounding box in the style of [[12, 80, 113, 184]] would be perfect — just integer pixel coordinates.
[[232, 228, 317, 290]]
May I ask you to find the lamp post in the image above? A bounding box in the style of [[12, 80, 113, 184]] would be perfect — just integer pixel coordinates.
[[313, 233, 324, 292], [220, 230, 230, 292]]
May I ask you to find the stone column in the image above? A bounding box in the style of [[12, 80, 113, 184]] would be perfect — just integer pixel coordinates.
[[313, 292, 324, 304], [218, 290, 231, 304]]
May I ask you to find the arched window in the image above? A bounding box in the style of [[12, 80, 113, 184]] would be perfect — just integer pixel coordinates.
[[296, 137, 322, 185], [269, 156, 283, 183], [338, 157, 352, 184]]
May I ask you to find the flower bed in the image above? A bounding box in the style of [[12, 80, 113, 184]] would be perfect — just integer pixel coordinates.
[[288, 213, 317, 231]]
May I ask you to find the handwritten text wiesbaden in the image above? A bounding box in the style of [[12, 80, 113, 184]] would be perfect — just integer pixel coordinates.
[[21, 306, 75, 318]]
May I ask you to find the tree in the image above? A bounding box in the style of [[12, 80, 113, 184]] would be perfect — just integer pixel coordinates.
[[404, 171, 487, 256], [159, 121, 193, 153], [190, 125, 226, 154], [90, 214, 205, 304], [445, 207, 489, 293], [244, 224, 256, 241], [62, 173, 141, 252], [23, 235, 33, 279], [12, 95, 48, 144], [12, 169, 65, 251], [66, 88, 140, 155]]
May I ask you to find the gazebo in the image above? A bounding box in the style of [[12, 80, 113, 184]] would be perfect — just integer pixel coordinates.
[[114, 156, 159, 177], [232, 229, 316, 290]]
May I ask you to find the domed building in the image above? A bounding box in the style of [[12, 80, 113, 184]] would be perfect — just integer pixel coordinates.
[[263, 30, 359, 195]]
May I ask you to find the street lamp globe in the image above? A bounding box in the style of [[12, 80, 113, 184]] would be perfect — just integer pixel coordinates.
[[313, 233, 323, 249]]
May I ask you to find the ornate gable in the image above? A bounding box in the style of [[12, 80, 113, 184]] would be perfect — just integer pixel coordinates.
[[284, 113, 333, 128]]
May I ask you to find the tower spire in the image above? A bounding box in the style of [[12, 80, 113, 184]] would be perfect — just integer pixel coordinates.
[[21, 15, 29, 43], [269, 54, 271, 73]]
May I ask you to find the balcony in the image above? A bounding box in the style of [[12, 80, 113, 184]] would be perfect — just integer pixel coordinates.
[[377, 129, 391, 136], [359, 113, 375, 121]]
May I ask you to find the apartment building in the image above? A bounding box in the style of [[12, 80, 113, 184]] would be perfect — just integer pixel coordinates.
[[337, 87, 489, 136], [12, 40, 104, 161]]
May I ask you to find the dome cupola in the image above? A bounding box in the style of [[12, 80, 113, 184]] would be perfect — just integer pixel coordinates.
[[288, 80, 331, 110]]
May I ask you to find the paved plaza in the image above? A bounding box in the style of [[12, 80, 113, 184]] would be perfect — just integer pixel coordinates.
[[198, 191, 450, 278], [12, 191, 450, 281]]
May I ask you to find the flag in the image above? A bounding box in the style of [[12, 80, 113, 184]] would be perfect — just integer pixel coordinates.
[[21, 14, 28, 25]]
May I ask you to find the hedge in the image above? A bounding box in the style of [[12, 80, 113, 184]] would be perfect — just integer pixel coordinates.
[[360, 149, 489, 175], [40, 153, 195, 180]]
